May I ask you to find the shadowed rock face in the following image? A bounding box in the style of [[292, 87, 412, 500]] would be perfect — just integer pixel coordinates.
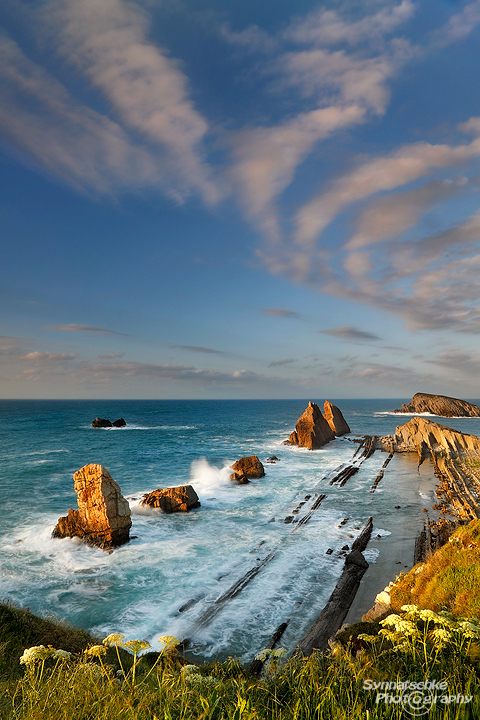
[[395, 393, 480, 418], [230, 455, 265, 481], [52, 464, 131, 549], [323, 401, 350, 436], [287, 401, 336, 450], [141, 485, 200, 513], [378, 417, 480, 457]]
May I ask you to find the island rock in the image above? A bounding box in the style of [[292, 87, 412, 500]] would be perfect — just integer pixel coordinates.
[[141, 485, 201, 513], [52, 464, 131, 549], [286, 401, 335, 450], [230, 455, 265, 481], [394, 393, 480, 418], [323, 400, 350, 436], [92, 417, 112, 428], [112, 418, 126, 427]]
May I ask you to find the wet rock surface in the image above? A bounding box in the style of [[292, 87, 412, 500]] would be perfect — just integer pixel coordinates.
[[141, 485, 201, 513]]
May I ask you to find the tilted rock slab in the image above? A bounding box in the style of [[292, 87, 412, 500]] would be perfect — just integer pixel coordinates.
[[323, 400, 350, 436], [141, 485, 201, 513], [394, 392, 480, 418], [287, 401, 335, 449], [53, 464, 131, 549], [230, 455, 265, 481], [378, 417, 480, 457]]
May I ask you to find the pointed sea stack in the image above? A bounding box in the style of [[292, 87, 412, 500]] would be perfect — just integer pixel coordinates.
[[323, 400, 350, 436], [286, 401, 335, 450], [53, 464, 131, 549]]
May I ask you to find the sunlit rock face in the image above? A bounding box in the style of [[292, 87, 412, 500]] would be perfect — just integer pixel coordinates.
[[378, 417, 480, 457], [394, 393, 480, 418], [323, 400, 350, 436], [287, 401, 336, 450], [141, 485, 201, 513], [53, 464, 131, 549], [230, 455, 265, 482]]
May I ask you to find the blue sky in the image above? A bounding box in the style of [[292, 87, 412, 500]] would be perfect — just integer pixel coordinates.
[[2, 0, 480, 399]]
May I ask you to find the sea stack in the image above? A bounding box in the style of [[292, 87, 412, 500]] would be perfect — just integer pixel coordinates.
[[286, 401, 335, 449], [323, 400, 350, 436], [52, 464, 131, 549], [394, 393, 480, 418]]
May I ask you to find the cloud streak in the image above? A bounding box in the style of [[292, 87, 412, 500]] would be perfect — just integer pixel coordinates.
[[320, 326, 382, 341]]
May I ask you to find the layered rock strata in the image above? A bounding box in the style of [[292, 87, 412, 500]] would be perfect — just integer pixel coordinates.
[[377, 418, 480, 521], [286, 401, 336, 450], [230, 456, 265, 482], [394, 392, 480, 418], [323, 400, 351, 436], [141, 485, 200, 513], [52, 464, 131, 549]]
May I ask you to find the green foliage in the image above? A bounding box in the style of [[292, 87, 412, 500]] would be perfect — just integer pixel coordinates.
[[390, 519, 480, 618], [1, 605, 480, 720]]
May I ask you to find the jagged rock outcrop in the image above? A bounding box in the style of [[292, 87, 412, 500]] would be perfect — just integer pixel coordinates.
[[230, 455, 265, 481], [394, 392, 480, 418], [323, 400, 350, 436], [92, 417, 112, 428], [141, 485, 201, 513], [52, 464, 131, 549], [286, 401, 335, 449], [377, 417, 480, 457]]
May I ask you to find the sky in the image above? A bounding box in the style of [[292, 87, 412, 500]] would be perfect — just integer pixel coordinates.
[[2, 0, 480, 399]]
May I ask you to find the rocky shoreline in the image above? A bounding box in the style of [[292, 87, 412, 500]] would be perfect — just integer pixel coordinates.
[[50, 396, 480, 657]]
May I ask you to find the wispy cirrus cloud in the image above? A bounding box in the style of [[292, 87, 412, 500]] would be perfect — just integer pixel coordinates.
[[320, 326, 382, 341], [0, 0, 218, 204], [269, 358, 296, 367], [45, 324, 128, 335], [263, 308, 301, 319], [166, 344, 230, 355]]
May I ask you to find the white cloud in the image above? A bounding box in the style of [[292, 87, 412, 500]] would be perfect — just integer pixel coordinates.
[[45, 0, 218, 204], [286, 1, 415, 47], [295, 136, 480, 246], [45, 324, 127, 335], [21, 352, 77, 361]]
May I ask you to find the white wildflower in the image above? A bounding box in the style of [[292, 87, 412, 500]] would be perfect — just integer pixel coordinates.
[[19, 646, 54, 665], [103, 633, 125, 647], [52, 649, 72, 660]]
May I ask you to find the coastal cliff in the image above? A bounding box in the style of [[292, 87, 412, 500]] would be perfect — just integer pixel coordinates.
[[394, 392, 480, 417]]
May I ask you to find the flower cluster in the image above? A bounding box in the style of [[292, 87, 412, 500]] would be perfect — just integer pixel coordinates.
[[20, 645, 72, 666]]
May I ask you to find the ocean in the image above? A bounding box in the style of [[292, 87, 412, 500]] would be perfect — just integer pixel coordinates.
[[1, 398, 480, 662]]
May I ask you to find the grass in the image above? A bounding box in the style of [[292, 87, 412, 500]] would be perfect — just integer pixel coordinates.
[[390, 519, 480, 618], [2, 521, 480, 719]]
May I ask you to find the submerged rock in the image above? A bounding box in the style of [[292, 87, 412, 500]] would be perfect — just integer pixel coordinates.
[[230, 455, 265, 481], [52, 464, 131, 549], [92, 417, 112, 428], [141, 485, 201, 513], [286, 401, 335, 449], [394, 392, 480, 418], [323, 401, 350, 436]]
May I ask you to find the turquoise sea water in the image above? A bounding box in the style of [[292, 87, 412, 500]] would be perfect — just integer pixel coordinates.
[[1, 399, 480, 661]]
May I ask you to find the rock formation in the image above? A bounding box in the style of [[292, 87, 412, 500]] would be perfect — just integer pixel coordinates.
[[92, 417, 112, 428], [52, 464, 131, 549], [92, 417, 127, 427], [394, 392, 480, 418], [141, 485, 200, 513], [230, 456, 265, 481], [377, 417, 480, 457], [286, 401, 335, 449], [323, 400, 350, 436]]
